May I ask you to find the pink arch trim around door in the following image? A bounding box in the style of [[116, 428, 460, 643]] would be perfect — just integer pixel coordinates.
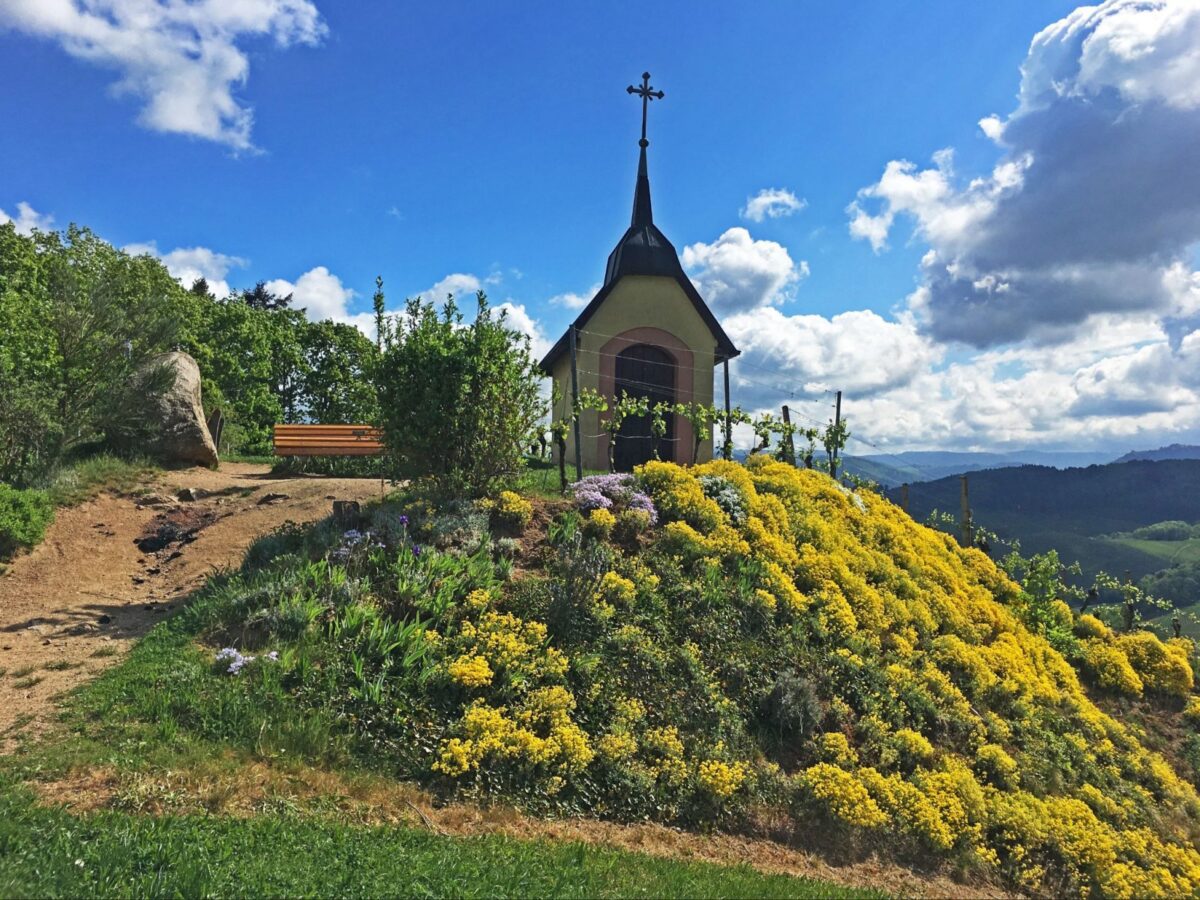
[[597, 327, 695, 466]]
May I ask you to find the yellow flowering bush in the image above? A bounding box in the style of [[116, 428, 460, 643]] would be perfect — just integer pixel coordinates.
[[1081, 638, 1145, 696], [284, 455, 1200, 897], [598, 571, 636, 606], [817, 732, 858, 768], [584, 506, 616, 541], [447, 653, 493, 688], [490, 490, 533, 529], [1117, 631, 1194, 698], [799, 763, 888, 829], [1184, 695, 1200, 725], [974, 743, 1019, 789], [697, 759, 747, 799], [1075, 612, 1111, 640]]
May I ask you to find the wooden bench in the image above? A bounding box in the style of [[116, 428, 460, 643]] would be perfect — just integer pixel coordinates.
[[272, 424, 384, 457]]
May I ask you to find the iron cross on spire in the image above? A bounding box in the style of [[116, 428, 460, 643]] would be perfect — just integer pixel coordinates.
[[627, 71, 664, 148]]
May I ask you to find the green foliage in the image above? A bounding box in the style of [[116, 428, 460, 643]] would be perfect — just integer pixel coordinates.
[[1141, 561, 1200, 608], [0, 223, 187, 481], [1127, 520, 1200, 541], [0, 484, 54, 559], [377, 294, 545, 497]]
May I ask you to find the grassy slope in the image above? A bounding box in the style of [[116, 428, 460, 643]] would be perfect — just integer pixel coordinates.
[[1104, 537, 1200, 567], [0, 781, 860, 900], [0, 568, 866, 898]]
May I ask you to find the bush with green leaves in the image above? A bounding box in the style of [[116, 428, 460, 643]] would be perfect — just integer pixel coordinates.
[[376, 293, 545, 497], [0, 484, 54, 559]]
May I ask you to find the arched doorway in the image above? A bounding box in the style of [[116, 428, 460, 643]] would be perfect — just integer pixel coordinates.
[[614, 344, 675, 470]]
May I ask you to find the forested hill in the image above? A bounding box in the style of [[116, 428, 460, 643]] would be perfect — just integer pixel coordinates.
[[1116, 444, 1200, 463], [893, 459, 1200, 535], [889, 459, 1200, 580]]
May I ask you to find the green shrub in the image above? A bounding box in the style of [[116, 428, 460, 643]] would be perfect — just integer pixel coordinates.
[[376, 294, 545, 497], [0, 484, 54, 558]]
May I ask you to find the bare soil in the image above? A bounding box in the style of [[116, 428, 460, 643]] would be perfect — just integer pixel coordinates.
[[0, 462, 383, 749]]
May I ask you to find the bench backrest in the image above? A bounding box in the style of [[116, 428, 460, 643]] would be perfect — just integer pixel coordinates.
[[272, 424, 384, 457]]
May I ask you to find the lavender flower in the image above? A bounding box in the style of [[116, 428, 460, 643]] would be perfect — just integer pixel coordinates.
[[215, 646, 255, 675], [573, 488, 613, 511], [569, 473, 657, 524]]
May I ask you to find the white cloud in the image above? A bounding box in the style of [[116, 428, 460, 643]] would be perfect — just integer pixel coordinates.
[[740, 188, 807, 223], [978, 114, 1005, 142], [848, 0, 1200, 350], [124, 240, 245, 299], [549, 283, 601, 311], [0, 0, 326, 150], [264, 266, 357, 322], [416, 273, 483, 301], [495, 301, 551, 359], [0, 201, 53, 235], [682, 227, 808, 313], [726, 308, 941, 405]]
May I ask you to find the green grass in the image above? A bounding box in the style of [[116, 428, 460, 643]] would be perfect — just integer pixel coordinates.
[[0, 782, 869, 899], [1103, 536, 1200, 566], [42, 454, 157, 507]]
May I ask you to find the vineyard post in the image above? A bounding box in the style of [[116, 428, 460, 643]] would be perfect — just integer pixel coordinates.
[[831, 390, 843, 479], [960, 475, 973, 548], [781, 405, 796, 466], [722, 359, 732, 461], [569, 325, 582, 481]]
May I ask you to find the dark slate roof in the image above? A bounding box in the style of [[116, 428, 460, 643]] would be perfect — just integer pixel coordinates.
[[540, 146, 740, 372]]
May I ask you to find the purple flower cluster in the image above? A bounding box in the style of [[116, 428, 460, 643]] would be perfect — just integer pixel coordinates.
[[568, 474, 657, 525], [331, 528, 385, 562], [216, 646, 279, 675], [215, 646, 254, 675]]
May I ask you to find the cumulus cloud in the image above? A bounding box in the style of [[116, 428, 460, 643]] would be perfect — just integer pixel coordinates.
[[549, 283, 601, 311], [0, 201, 53, 235], [849, 0, 1200, 348], [682, 227, 808, 313], [415, 273, 483, 301], [0, 0, 326, 150], [495, 301, 551, 359], [740, 188, 807, 223], [264, 266, 358, 322], [726, 309, 941, 406], [124, 240, 246, 299]]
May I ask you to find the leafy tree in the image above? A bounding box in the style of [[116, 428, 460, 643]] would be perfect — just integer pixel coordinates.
[[377, 293, 545, 496], [240, 280, 291, 310], [180, 297, 305, 454], [0, 224, 61, 482], [189, 277, 213, 299], [299, 320, 380, 424]]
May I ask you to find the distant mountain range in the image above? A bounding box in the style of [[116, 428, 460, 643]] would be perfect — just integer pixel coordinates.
[[1114, 444, 1200, 463], [887, 459, 1200, 583], [842, 445, 1200, 488]]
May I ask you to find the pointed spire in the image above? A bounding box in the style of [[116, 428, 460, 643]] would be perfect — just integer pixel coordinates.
[[631, 144, 653, 227]]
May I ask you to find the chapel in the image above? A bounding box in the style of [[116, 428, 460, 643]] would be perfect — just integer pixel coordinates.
[[540, 74, 740, 472]]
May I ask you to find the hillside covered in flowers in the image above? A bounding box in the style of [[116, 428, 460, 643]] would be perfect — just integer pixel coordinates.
[[201, 457, 1200, 896]]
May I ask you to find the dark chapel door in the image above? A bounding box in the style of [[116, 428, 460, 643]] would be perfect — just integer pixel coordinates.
[[614, 344, 675, 471]]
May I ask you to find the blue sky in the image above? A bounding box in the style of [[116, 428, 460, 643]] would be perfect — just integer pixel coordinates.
[[2, 1, 1199, 455]]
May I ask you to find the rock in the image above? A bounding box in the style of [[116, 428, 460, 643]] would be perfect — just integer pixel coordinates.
[[176, 487, 199, 502], [138, 351, 219, 467], [136, 493, 177, 509]]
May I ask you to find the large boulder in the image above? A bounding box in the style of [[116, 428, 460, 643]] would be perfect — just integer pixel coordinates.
[[140, 351, 219, 466]]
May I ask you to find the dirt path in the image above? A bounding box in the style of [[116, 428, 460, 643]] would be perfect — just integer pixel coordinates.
[[0, 463, 382, 749]]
